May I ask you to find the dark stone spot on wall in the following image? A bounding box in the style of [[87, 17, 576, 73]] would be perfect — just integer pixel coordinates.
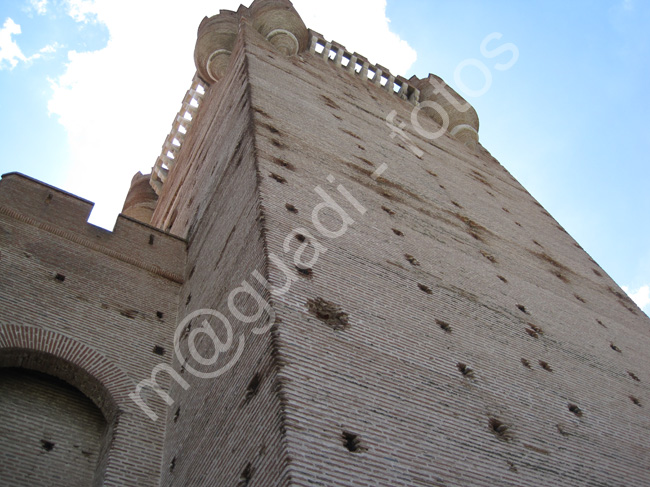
[[271, 157, 295, 171], [568, 404, 583, 417], [342, 431, 366, 453], [488, 418, 509, 439], [40, 440, 55, 452], [270, 173, 287, 184], [239, 462, 253, 486], [307, 298, 349, 331], [244, 373, 262, 403], [405, 254, 420, 266], [436, 319, 452, 333], [539, 361, 553, 372], [321, 95, 341, 110], [296, 266, 313, 278], [119, 309, 137, 319], [418, 284, 432, 294], [457, 363, 474, 378]]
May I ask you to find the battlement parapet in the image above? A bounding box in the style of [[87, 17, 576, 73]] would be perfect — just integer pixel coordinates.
[[307, 30, 421, 106], [148, 0, 481, 198], [0, 173, 186, 283], [306, 31, 479, 149], [150, 74, 206, 196]]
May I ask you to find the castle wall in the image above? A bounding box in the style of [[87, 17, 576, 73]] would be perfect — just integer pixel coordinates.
[[152, 24, 291, 487], [0, 173, 186, 486], [1, 1, 649, 485], [242, 20, 650, 487]]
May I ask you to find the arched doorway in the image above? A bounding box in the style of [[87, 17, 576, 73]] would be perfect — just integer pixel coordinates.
[[0, 324, 165, 486], [0, 368, 108, 486]]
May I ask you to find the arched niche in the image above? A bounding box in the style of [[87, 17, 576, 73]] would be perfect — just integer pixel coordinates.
[[0, 367, 108, 486], [0, 324, 139, 486]]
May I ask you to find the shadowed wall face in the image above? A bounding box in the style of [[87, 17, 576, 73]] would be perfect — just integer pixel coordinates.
[[0, 368, 107, 486], [153, 21, 290, 487]]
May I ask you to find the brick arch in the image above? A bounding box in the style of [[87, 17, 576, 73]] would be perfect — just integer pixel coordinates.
[[0, 323, 135, 421]]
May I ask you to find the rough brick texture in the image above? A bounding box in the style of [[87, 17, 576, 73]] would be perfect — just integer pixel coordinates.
[[1, 2, 650, 486], [0, 174, 186, 486], [151, 24, 290, 487], [149, 17, 650, 486], [0, 368, 107, 486], [224, 18, 649, 487]]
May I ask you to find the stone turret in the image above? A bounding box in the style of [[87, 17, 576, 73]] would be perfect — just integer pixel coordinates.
[[121, 171, 158, 224], [414, 74, 480, 150], [249, 0, 309, 56], [195, 0, 308, 85], [150, 0, 485, 205], [194, 10, 240, 84]]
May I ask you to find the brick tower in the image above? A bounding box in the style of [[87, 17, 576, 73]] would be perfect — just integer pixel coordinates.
[[1, 1, 649, 486]]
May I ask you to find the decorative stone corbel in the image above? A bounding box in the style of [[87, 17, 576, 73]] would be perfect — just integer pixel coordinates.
[[194, 10, 239, 84], [415, 74, 480, 150], [249, 0, 309, 56]]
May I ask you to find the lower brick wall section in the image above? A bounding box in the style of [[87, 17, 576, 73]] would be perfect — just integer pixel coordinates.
[[0, 175, 185, 484], [0, 368, 107, 486]]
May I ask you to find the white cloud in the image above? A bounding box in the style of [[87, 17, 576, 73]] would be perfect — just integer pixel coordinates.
[[39, 41, 61, 54], [623, 285, 650, 311], [0, 18, 27, 69], [47, 0, 417, 228], [29, 0, 48, 15], [65, 0, 99, 23], [0, 18, 60, 69], [28, 41, 62, 61]]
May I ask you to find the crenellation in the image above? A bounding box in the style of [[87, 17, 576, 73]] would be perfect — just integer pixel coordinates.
[[307, 31, 421, 105], [0, 172, 186, 283], [0, 179, 184, 485], [152, 5, 477, 199], [0, 172, 94, 229], [150, 75, 206, 196]]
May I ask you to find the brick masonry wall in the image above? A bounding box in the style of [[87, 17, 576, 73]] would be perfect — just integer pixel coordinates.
[[240, 22, 650, 487], [0, 368, 107, 486], [0, 174, 185, 282], [3, 7, 648, 486], [153, 25, 290, 487], [0, 174, 186, 486]]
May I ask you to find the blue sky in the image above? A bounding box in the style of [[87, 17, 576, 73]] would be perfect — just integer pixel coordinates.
[[0, 0, 648, 312]]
